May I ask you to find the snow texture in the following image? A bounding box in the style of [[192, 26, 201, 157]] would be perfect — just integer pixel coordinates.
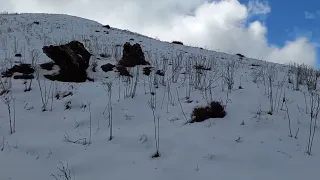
[[0, 13, 319, 180]]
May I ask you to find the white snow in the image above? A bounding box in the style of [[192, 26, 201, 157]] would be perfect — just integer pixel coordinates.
[[0, 13, 319, 180]]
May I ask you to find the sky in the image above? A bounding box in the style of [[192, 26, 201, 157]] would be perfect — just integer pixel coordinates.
[[0, 0, 319, 67]]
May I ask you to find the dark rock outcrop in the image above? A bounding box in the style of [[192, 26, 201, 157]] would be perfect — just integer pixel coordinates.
[[115, 66, 132, 77], [236, 53, 245, 58], [13, 74, 34, 79], [42, 41, 92, 82], [118, 42, 149, 67], [103, 25, 111, 29], [40, 62, 56, 71], [190, 101, 226, 123]]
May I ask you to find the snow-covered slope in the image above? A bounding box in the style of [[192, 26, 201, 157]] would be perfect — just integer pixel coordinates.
[[0, 13, 319, 180]]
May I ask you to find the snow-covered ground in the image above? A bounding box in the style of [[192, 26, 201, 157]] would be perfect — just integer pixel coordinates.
[[0, 13, 320, 180]]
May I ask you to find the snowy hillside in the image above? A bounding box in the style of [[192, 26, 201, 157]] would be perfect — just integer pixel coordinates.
[[0, 13, 320, 180]]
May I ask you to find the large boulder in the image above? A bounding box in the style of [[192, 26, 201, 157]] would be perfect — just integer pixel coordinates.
[[42, 41, 92, 82], [118, 42, 149, 67]]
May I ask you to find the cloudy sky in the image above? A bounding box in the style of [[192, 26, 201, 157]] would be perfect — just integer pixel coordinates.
[[1, 0, 319, 67]]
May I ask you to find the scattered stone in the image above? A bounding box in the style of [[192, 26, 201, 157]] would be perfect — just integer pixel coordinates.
[[250, 64, 260, 67], [155, 70, 165, 76], [143, 67, 153, 76], [56, 91, 73, 100], [101, 63, 115, 72], [194, 65, 211, 71], [99, 53, 110, 58]]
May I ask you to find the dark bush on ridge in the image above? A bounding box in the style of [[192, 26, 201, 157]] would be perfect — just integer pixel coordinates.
[[171, 41, 183, 45]]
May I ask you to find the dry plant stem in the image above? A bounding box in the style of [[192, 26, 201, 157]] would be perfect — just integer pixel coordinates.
[[118, 75, 121, 101], [295, 128, 299, 139], [88, 102, 92, 144], [148, 90, 160, 156], [1, 136, 4, 151], [176, 88, 188, 123], [284, 99, 293, 137], [51, 162, 75, 180], [64, 133, 88, 145], [1, 93, 15, 134], [102, 82, 113, 140], [157, 115, 160, 153], [266, 64, 277, 114], [130, 66, 139, 98], [26, 49, 39, 91], [13, 97, 16, 133]]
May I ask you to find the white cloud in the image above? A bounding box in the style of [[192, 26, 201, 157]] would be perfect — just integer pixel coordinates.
[[267, 38, 316, 65], [305, 11, 316, 19], [2, 0, 317, 66], [248, 0, 271, 15]]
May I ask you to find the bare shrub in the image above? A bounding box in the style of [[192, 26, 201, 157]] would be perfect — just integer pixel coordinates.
[[265, 64, 278, 114], [170, 52, 184, 83], [223, 59, 237, 93], [25, 49, 39, 91], [1, 92, 16, 134], [305, 67, 320, 91], [91, 58, 98, 72], [290, 63, 308, 91], [305, 91, 320, 155], [0, 76, 11, 95], [51, 162, 75, 180], [35, 69, 54, 111]]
